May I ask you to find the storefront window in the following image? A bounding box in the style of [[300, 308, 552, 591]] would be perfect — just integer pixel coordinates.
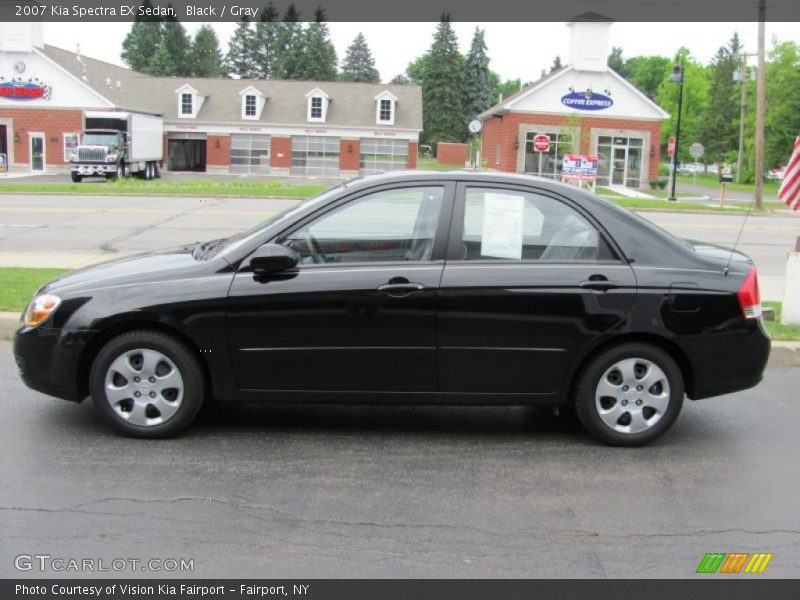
[[595, 135, 644, 188], [523, 131, 573, 179]]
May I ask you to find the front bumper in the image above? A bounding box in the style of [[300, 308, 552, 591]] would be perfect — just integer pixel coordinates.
[[14, 324, 93, 402], [71, 163, 118, 176]]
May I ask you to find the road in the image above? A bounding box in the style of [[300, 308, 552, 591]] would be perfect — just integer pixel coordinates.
[[0, 343, 798, 578], [0, 193, 797, 300]]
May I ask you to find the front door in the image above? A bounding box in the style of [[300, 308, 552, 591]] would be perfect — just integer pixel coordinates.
[[227, 184, 453, 393], [612, 146, 627, 185], [30, 134, 45, 172], [438, 184, 637, 398]]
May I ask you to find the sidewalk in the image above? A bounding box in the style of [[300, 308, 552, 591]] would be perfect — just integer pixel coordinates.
[[0, 251, 136, 269]]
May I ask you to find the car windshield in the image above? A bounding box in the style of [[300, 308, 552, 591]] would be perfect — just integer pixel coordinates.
[[81, 133, 119, 146], [201, 184, 346, 260]]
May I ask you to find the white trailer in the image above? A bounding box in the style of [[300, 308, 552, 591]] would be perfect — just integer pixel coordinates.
[[69, 111, 163, 182]]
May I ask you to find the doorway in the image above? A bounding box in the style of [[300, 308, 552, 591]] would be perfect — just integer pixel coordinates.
[[612, 146, 627, 185], [30, 133, 45, 172], [0, 124, 7, 156], [168, 139, 206, 171]]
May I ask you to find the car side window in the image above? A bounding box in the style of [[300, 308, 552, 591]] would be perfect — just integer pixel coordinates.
[[283, 186, 444, 264], [460, 187, 605, 261]]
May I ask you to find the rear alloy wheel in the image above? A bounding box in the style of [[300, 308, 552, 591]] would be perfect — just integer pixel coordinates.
[[89, 331, 205, 438], [574, 343, 684, 446]]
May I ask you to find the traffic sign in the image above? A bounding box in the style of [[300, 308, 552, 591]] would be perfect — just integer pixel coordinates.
[[689, 142, 705, 160], [533, 134, 550, 153], [667, 136, 676, 158]]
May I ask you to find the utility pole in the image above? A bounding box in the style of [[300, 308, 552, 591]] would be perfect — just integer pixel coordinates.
[[754, 0, 766, 209]]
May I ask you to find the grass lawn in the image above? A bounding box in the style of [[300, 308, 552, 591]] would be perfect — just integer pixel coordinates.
[[0, 178, 328, 198], [676, 174, 781, 196], [762, 302, 800, 342], [417, 157, 465, 171], [0, 268, 69, 313], [606, 197, 771, 214]]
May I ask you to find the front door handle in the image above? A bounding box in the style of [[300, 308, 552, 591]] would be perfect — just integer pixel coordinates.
[[378, 282, 426, 297], [579, 276, 621, 291]]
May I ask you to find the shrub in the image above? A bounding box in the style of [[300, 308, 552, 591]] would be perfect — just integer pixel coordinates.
[[657, 178, 668, 189], [658, 163, 671, 177], [649, 179, 660, 190]]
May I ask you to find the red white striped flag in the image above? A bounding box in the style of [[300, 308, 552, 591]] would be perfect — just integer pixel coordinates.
[[779, 134, 800, 210]]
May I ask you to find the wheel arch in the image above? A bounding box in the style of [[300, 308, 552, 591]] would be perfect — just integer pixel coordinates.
[[563, 332, 696, 404]]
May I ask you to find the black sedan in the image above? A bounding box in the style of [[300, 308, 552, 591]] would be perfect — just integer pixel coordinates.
[[14, 172, 770, 445]]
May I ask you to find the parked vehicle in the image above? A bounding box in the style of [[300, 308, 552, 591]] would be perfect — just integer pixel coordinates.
[[14, 172, 770, 445], [69, 111, 163, 182], [766, 167, 786, 181]]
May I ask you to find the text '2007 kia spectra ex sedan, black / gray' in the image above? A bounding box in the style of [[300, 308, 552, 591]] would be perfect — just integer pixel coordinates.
[[14, 172, 770, 446]]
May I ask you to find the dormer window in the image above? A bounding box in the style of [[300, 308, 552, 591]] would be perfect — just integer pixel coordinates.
[[305, 88, 329, 123], [181, 93, 193, 116], [374, 91, 397, 126], [175, 84, 204, 119], [239, 86, 266, 121], [244, 95, 257, 117]]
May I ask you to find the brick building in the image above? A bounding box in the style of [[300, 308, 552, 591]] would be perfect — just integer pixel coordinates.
[[0, 23, 421, 177], [480, 18, 669, 189]]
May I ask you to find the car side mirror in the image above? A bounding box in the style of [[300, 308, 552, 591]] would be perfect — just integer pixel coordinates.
[[249, 243, 299, 274]]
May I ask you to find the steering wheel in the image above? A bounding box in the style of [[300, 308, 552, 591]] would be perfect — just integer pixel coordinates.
[[303, 229, 326, 264]]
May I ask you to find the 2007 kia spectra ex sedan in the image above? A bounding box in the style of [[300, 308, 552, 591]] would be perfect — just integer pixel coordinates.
[[14, 172, 770, 446]]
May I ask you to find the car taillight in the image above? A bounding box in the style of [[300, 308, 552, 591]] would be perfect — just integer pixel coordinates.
[[737, 265, 761, 320]]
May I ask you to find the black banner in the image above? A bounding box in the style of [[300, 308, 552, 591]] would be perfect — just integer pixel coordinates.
[[4, 580, 800, 600], [1, 0, 799, 22]]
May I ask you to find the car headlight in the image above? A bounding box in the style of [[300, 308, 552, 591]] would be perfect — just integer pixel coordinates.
[[69, 152, 78, 161], [106, 151, 119, 162], [23, 294, 62, 328]]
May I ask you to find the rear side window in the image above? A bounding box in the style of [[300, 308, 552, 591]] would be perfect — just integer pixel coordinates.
[[460, 187, 610, 261]]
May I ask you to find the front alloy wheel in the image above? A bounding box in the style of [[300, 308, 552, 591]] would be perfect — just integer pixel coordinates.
[[575, 343, 684, 446]]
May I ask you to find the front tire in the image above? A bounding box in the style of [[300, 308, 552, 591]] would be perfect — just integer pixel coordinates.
[[89, 331, 205, 438], [574, 343, 684, 447], [70, 172, 82, 183]]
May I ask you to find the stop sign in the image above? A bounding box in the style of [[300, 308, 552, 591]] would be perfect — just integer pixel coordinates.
[[533, 134, 550, 153], [667, 136, 676, 158]]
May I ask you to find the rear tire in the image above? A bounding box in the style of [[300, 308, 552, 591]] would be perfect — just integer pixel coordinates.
[[89, 331, 205, 438], [70, 172, 82, 183], [574, 343, 684, 447]]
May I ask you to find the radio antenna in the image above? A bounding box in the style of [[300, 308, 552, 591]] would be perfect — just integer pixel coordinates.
[[724, 198, 755, 276]]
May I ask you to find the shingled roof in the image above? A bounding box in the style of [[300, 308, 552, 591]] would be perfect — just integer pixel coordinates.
[[40, 44, 423, 130]]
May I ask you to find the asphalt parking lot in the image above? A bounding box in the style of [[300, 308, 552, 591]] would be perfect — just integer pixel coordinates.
[[1, 341, 798, 578]]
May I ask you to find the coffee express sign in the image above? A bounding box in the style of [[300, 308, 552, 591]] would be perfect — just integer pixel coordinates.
[[0, 78, 52, 101], [560, 90, 613, 111]]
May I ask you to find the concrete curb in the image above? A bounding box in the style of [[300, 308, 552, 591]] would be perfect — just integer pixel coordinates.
[[0, 311, 798, 367]]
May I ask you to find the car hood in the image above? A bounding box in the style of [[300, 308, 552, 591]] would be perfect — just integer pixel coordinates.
[[40, 245, 210, 295]]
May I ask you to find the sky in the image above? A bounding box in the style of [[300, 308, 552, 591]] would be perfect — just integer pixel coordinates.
[[42, 21, 800, 83]]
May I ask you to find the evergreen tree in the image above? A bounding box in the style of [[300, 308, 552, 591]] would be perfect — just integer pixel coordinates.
[[421, 15, 467, 147], [274, 4, 304, 79], [699, 33, 743, 163], [191, 25, 225, 77], [462, 28, 493, 119], [253, 2, 280, 79], [149, 9, 191, 77], [405, 54, 430, 86], [390, 74, 411, 85], [299, 7, 337, 81], [607, 47, 626, 76], [340, 33, 380, 83], [549, 55, 563, 73], [120, 0, 163, 73], [226, 17, 256, 78]]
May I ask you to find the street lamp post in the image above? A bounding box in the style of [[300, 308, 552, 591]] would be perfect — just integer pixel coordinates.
[[668, 56, 685, 202]]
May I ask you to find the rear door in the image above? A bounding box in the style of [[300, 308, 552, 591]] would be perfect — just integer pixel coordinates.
[[438, 183, 637, 398]]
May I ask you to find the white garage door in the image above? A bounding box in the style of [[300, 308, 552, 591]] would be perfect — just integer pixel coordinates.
[[290, 136, 340, 177], [230, 134, 270, 175], [359, 139, 409, 175]]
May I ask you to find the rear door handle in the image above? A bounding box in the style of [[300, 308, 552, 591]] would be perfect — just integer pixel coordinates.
[[378, 282, 426, 297], [579, 280, 621, 291]]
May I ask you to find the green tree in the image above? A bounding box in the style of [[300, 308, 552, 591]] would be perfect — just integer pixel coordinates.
[[340, 33, 380, 83], [699, 33, 743, 163], [190, 25, 225, 77], [252, 2, 280, 79], [421, 16, 467, 146], [655, 49, 710, 163], [405, 54, 430, 86], [274, 4, 304, 79], [764, 40, 800, 168], [149, 9, 191, 77], [390, 74, 410, 85], [463, 28, 493, 119], [549, 55, 563, 73], [625, 55, 672, 99], [493, 78, 524, 103], [226, 17, 256, 78], [607, 46, 626, 76], [120, 0, 163, 73], [299, 7, 338, 81]]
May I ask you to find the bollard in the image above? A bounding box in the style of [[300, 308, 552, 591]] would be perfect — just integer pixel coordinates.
[[782, 238, 800, 325]]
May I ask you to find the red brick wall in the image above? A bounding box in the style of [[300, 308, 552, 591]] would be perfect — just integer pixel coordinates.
[[207, 135, 230, 166], [271, 136, 291, 168], [0, 108, 83, 166], [481, 113, 662, 182], [437, 142, 468, 165], [340, 139, 360, 171], [408, 142, 417, 169]]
